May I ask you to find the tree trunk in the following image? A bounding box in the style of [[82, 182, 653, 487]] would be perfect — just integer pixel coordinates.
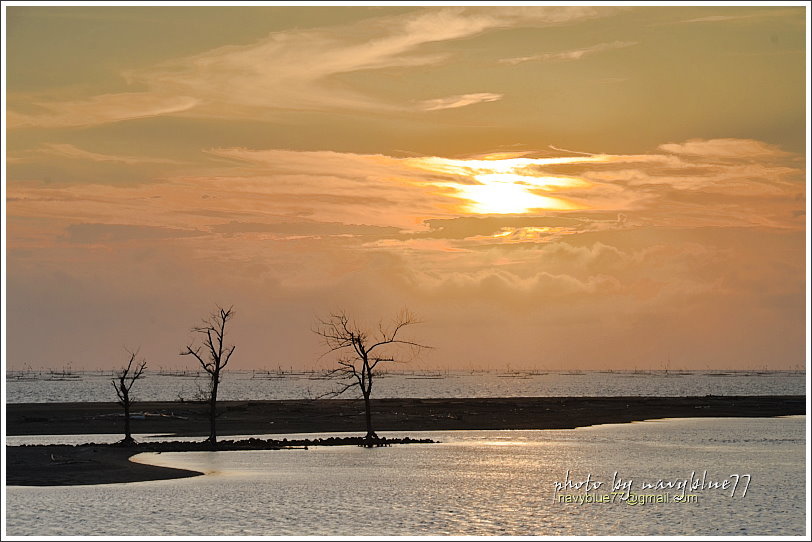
[[123, 395, 132, 443], [121, 392, 133, 444], [209, 376, 219, 445], [363, 392, 377, 443]]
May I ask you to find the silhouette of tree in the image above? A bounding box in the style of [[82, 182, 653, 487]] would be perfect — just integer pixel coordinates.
[[181, 305, 236, 445], [314, 308, 429, 445], [112, 348, 147, 445]]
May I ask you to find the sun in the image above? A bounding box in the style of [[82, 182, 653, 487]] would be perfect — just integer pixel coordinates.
[[406, 155, 594, 214], [454, 173, 580, 214]]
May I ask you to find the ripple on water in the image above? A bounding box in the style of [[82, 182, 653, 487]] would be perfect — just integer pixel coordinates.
[[5, 417, 805, 536], [5, 370, 805, 403]]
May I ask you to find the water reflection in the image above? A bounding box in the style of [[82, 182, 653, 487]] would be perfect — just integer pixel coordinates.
[[6, 417, 805, 536]]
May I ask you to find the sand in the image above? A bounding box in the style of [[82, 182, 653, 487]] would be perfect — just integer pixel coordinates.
[[5, 396, 804, 486]]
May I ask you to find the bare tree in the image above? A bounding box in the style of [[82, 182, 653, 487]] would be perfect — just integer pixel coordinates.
[[314, 308, 429, 445], [112, 348, 147, 445], [180, 305, 236, 445]]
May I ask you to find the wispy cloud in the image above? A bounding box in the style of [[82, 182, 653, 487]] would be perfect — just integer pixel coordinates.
[[63, 223, 204, 245], [499, 40, 637, 65], [7, 6, 614, 128], [7, 138, 803, 252], [416, 93, 503, 111], [657, 138, 794, 159], [8, 92, 198, 129], [669, 8, 801, 25], [37, 143, 184, 165]]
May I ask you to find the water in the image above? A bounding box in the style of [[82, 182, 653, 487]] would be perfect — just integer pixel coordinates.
[[5, 370, 805, 403], [5, 417, 805, 536]]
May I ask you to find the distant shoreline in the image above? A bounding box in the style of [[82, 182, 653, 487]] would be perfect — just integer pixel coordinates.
[[6, 369, 805, 405], [5, 396, 805, 487]]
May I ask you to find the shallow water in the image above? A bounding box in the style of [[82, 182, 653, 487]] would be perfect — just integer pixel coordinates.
[[5, 370, 804, 403], [5, 417, 805, 536]]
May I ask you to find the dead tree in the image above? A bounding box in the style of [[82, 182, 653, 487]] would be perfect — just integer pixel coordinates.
[[112, 349, 147, 445], [314, 308, 429, 445], [180, 305, 236, 445]]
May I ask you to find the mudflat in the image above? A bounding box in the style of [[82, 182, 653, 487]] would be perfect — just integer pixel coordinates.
[[5, 445, 203, 486], [6, 396, 805, 436], [5, 396, 804, 487]]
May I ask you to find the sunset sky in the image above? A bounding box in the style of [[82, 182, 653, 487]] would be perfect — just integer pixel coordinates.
[[4, 4, 808, 371]]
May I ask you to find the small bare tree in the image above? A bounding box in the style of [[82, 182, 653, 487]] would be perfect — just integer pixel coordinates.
[[180, 305, 236, 445], [314, 308, 429, 444], [112, 348, 147, 445]]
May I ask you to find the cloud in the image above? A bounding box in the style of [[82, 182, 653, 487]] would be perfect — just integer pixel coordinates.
[[658, 138, 794, 159], [670, 9, 801, 25], [197, 148, 459, 228], [7, 6, 614, 128], [7, 138, 803, 261], [681, 15, 752, 23], [7, 93, 198, 129], [6, 138, 805, 370], [416, 93, 503, 111], [63, 223, 204, 244], [34, 143, 183, 165], [415, 216, 584, 239], [499, 40, 637, 65], [397, 266, 623, 302], [210, 220, 401, 239]]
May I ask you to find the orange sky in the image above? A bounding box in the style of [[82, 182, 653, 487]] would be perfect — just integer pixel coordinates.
[[3, 4, 808, 370]]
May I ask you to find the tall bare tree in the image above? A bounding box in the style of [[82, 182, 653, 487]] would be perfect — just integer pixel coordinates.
[[181, 305, 236, 445], [314, 308, 429, 444], [112, 348, 147, 445]]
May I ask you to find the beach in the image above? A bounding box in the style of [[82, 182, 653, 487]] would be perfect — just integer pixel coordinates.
[[5, 395, 804, 486]]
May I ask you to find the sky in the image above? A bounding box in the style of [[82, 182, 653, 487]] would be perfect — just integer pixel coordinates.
[[3, 3, 808, 371]]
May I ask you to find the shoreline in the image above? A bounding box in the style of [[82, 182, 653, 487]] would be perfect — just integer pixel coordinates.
[[5, 396, 805, 487], [5, 436, 433, 487]]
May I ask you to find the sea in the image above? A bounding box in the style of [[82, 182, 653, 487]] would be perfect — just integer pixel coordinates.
[[4, 370, 807, 536], [4, 369, 806, 403], [4, 417, 806, 536]]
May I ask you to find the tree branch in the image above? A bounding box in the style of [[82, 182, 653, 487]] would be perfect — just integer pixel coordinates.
[[313, 308, 431, 404]]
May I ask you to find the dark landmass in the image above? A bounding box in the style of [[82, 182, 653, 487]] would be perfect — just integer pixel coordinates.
[[5, 444, 203, 486], [5, 396, 804, 487], [5, 436, 432, 487], [6, 396, 804, 436]]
